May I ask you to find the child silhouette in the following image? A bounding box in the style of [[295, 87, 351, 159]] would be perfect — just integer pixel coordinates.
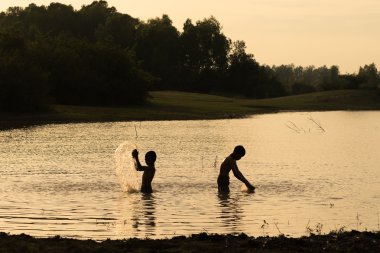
[[132, 149, 156, 193], [217, 145, 255, 193]]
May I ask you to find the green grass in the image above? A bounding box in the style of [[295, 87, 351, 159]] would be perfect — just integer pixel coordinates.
[[244, 89, 380, 111], [1, 89, 380, 129], [54, 89, 380, 121], [52, 91, 258, 122]]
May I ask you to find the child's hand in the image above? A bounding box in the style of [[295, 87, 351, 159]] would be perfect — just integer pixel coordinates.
[[132, 149, 139, 158]]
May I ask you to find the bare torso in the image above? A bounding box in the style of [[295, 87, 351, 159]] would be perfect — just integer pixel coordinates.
[[218, 153, 254, 192], [141, 166, 155, 193], [219, 155, 236, 176]]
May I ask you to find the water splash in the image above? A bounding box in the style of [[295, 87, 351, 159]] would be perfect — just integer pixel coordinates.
[[115, 141, 140, 193]]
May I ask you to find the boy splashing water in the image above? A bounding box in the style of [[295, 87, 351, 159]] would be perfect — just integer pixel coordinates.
[[132, 149, 156, 193], [217, 145, 255, 193]]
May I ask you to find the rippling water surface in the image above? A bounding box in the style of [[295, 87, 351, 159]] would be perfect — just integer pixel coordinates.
[[1, 111, 380, 239]]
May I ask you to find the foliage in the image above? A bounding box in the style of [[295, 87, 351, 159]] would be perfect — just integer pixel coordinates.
[[135, 15, 180, 89], [358, 63, 380, 89], [0, 1, 379, 112], [30, 37, 151, 106], [180, 17, 230, 92], [271, 64, 380, 95], [0, 1, 151, 111], [0, 30, 49, 112]]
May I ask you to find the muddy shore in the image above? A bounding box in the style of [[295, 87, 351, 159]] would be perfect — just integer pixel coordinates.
[[0, 231, 379, 253]]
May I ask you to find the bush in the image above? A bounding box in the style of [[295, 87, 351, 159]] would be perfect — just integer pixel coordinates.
[[0, 52, 49, 112], [292, 82, 316, 95]]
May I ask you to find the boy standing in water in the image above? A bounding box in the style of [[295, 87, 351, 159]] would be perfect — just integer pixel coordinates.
[[132, 149, 156, 193], [218, 145, 255, 193]]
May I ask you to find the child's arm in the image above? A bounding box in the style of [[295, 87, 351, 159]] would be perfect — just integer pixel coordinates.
[[232, 163, 255, 190], [132, 149, 147, 171]]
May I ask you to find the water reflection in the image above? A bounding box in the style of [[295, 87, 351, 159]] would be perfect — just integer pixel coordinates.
[[118, 193, 157, 238], [217, 193, 244, 233], [130, 194, 156, 237]]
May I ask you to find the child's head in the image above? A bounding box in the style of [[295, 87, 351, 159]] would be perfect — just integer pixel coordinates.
[[232, 145, 245, 160], [145, 151, 157, 166]]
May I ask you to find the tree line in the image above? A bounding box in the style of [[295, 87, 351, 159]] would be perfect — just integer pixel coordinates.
[[0, 1, 379, 112], [271, 63, 380, 95]]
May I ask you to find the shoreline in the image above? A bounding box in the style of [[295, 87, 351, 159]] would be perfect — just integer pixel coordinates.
[[1, 90, 380, 130], [2, 108, 379, 131], [0, 231, 379, 252]]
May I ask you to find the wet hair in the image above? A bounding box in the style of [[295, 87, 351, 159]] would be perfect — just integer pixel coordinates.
[[233, 145, 246, 157], [145, 151, 157, 165]]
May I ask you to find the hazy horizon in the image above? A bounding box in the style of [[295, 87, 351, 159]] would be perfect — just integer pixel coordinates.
[[1, 0, 379, 73]]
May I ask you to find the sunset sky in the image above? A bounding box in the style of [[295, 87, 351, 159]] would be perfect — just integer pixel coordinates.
[[1, 0, 379, 73]]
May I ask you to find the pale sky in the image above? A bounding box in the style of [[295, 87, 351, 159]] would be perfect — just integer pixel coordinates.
[[1, 0, 379, 73]]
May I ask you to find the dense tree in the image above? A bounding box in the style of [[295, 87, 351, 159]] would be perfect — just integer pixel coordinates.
[[0, 54, 49, 112], [135, 15, 180, 89], [0, 30, 49, 112], [224, 41, 259, 95], [271, 65, 296, 94], [31, 37, 151, 106], [270, 64, 376, 95], [0, 1, 152, 112], [1, 1, 377, 113], [78, 0, 116, 41], [96, 13, 138, 48], [292, 82, 316, 94], [223, 41, 284, 98], [358, 63, 380, 89], [180, 17, 230, 91]]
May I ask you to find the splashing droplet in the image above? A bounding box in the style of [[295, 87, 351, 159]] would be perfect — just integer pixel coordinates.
[[115, 141, 141, 193]]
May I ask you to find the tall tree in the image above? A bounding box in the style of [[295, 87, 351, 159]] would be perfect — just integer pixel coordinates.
[[180, 17, 230, 91], [96, 13, 139, 48], [78, 0, 116, 41], [358, 63, 380, 89], [134, 15, 180, 89]]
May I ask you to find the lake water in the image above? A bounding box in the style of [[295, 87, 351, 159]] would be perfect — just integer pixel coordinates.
[[1, 111, 380, 239]]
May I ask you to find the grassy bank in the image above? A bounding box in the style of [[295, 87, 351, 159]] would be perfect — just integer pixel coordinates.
[[1, 90, 380, 129], [0, 231, 379, 253]]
